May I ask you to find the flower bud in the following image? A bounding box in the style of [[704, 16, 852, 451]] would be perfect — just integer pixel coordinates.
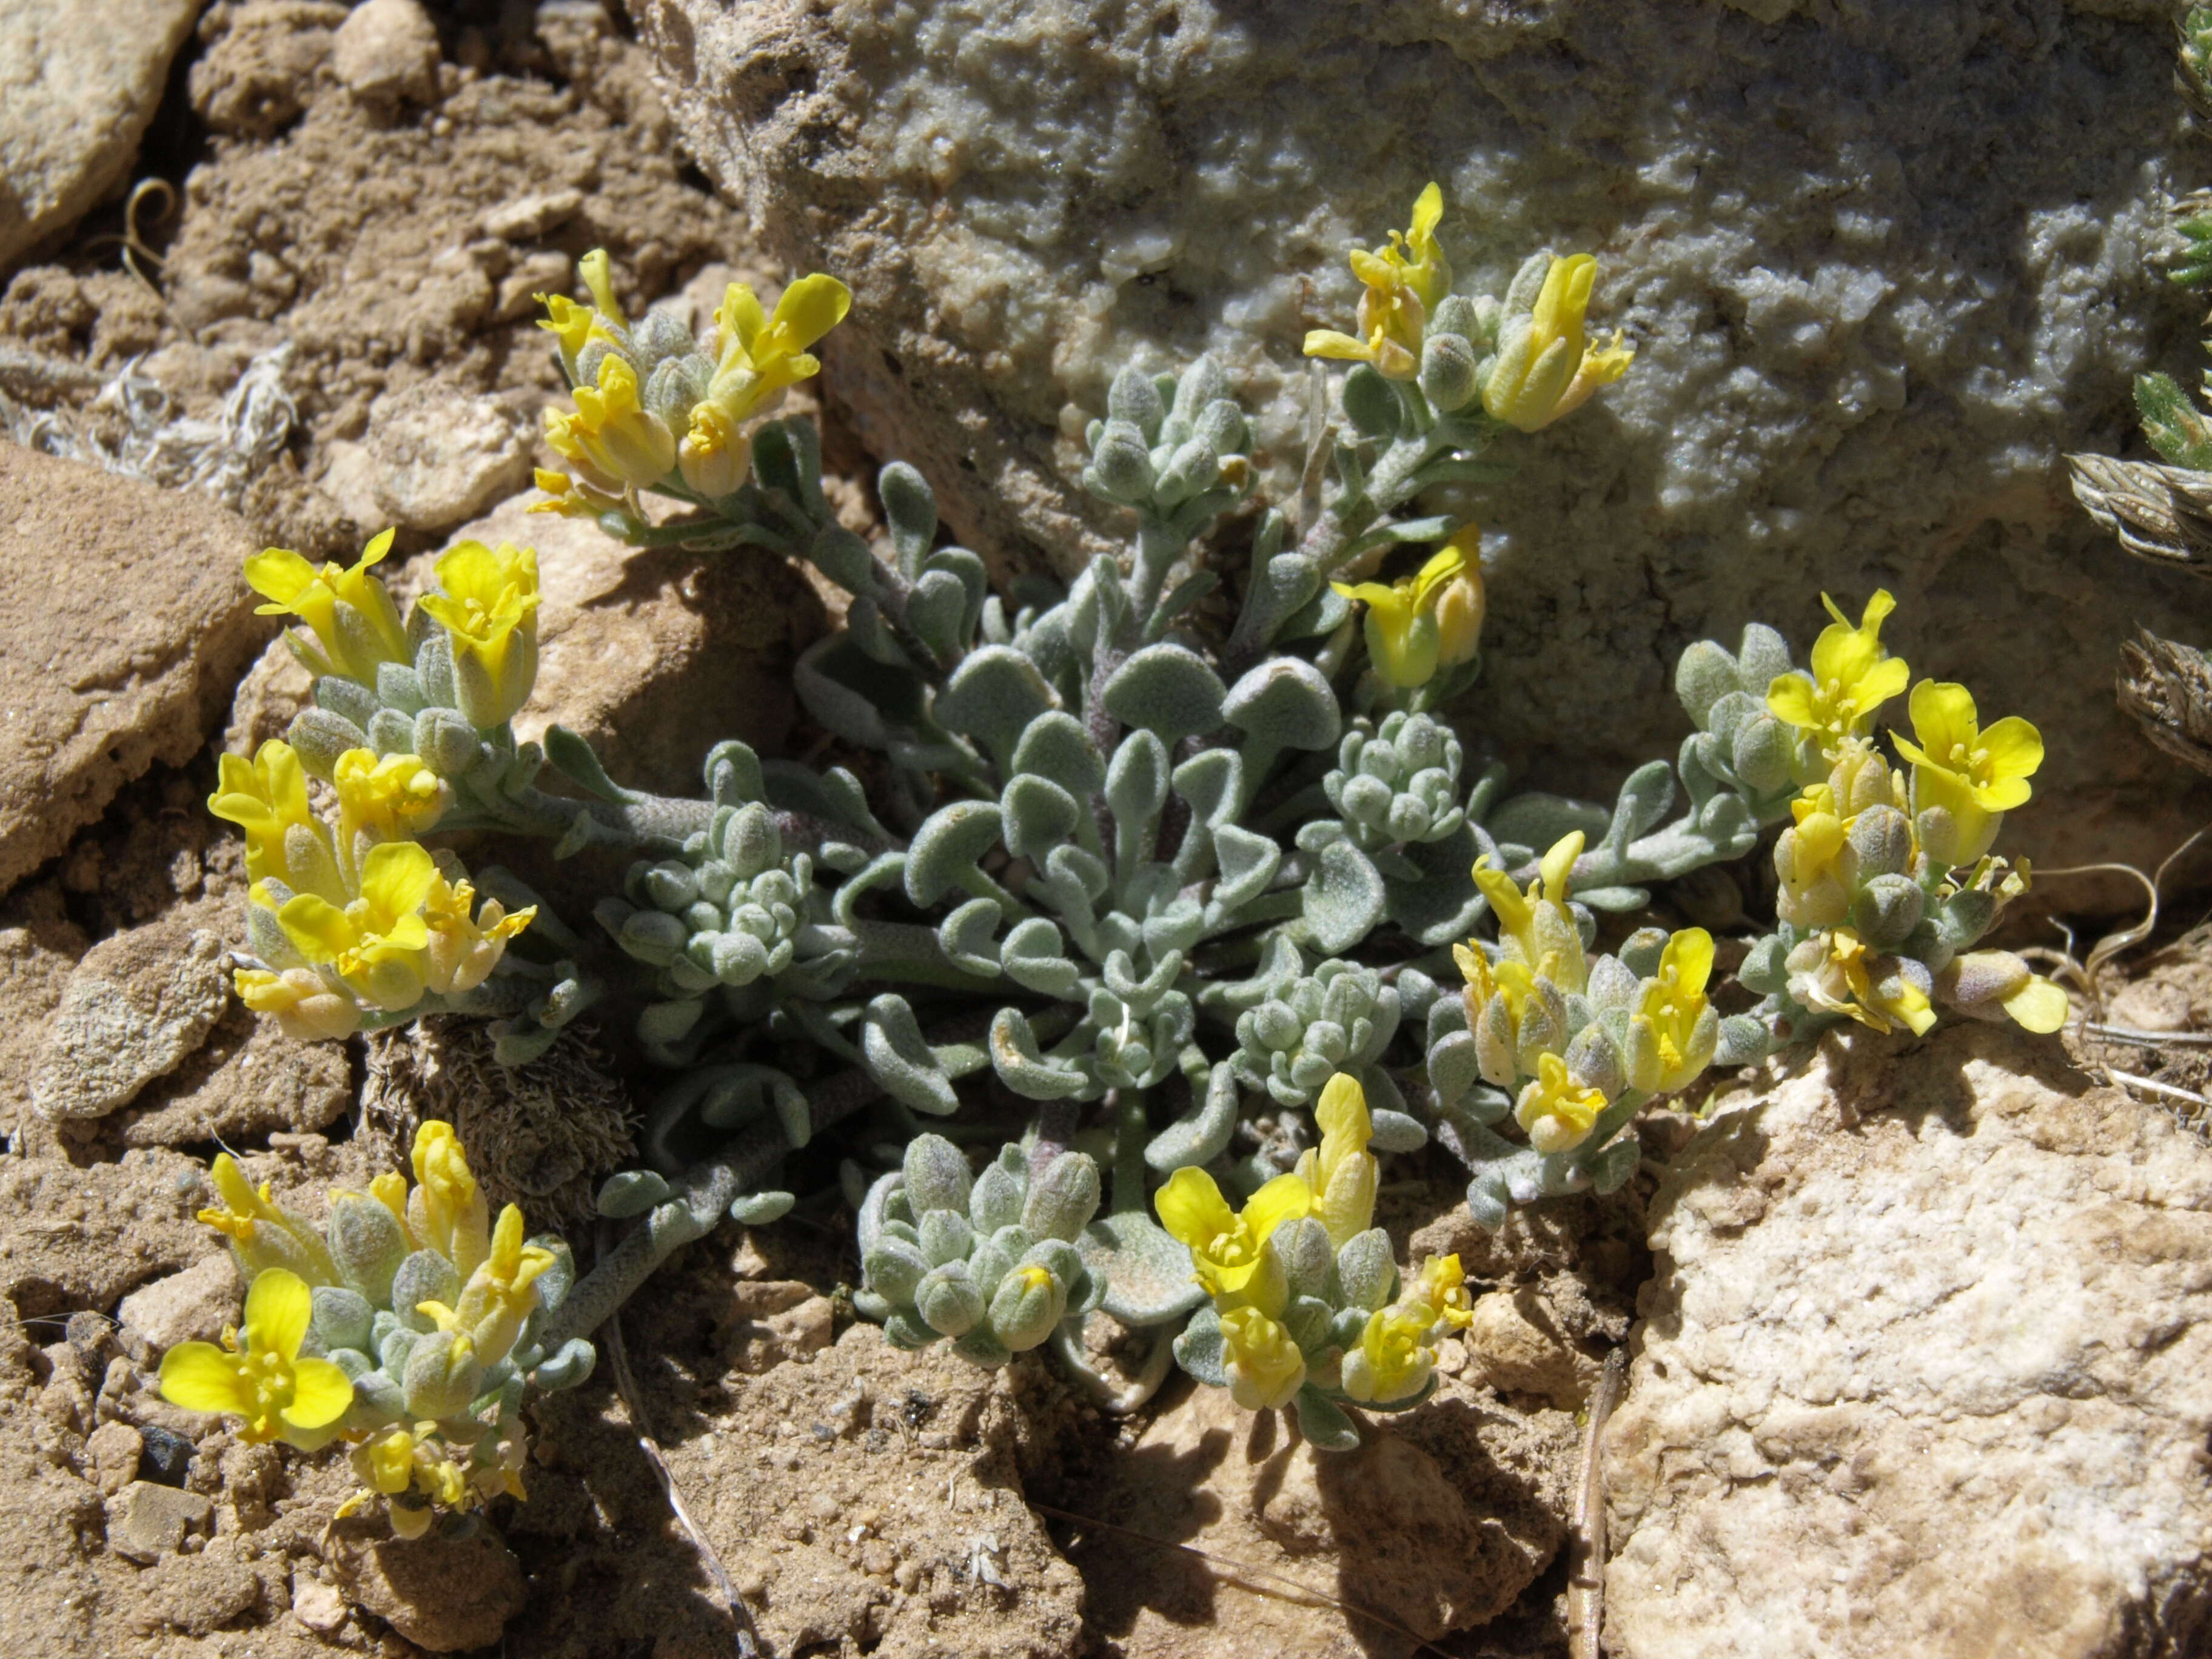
[[411, 708, 483, 777], [1084, 418, 1155, 503], [1021, 1151, 1101, 1242], [328, 1190, 412, 1304], [1848, 805, 1914, 879], [863, 1238, 930, 1305], [1419, 330, 1482, 411], [287, 706, 372, 779], [390, 1249, 461, 1336], [309, 1285, 375, 1355], [914, 1261, 985, 1338], [1107, 362, 1166, 441], [1276, 1215, 1334, 1302], [987, 1263, 1064, 1351], [902, 1134, 973, 1220], [918, 1208, 975, 1268], [969, 1161, 1025, 1234], [1339, 361, 1401, 438], [1153, 436, 1218, 506], [401, 1330, 482, 1420], [1334, 1226, 1396, 1312], [1566, 1022, 1627, 1099], [1852, 873, 1925, 950], [1675, 641, 1741, 726]]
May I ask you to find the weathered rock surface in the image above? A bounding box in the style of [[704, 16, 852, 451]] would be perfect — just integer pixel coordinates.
[[0, 446, 267, 894], [636, 0, 2212, 870], [324, 1511, 527, 1652], [1604, 1022, 2212, 1659], [329, 0, 441, 109], [0, 1147, 209, 1318], [318, 381, 536, 534], [0, 1, 203, 270], [30, 902, 231, 1121], [115, 1253, 241, 1358], [1068, 1367, 1574, 1655]]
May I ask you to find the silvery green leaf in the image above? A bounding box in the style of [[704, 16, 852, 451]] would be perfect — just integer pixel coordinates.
[[1304, 839, 1386, 953], [905, 800, 1004, 906], [1294, 1386, 1362, 1452], [1106, 728, 1170, 834], [1000, 917, 1081, 997], [597, 1170, 675, 1219], [391, 1250, 461, 1336], [367, 706, 415, 756], [1278, 581, 1351, 640], [919, 1208, 976, 1267], [1080, 1212, 1207, 1326], [950, 1327, 1013, 1369], [1576, 885, 1651, 912], [1109, 361, 1167, 440], [906, 566, 971, 662], [882, 1310, 938, 1350], [1335, 1228, 1396, 1312], [1486, 792, 1609, 857], [865, 996, 960, 1116], [1715, 1013, 1775, 1066], [1222, 657, 1342, 752], [1102, 644, 1227, 743], [936, 646, 1059, 763], [762, 759, 892, 842], [1175, 1304, 1227, 1387], [1001, 774, 1082, 863], [1426, 1028, 1480, 1110], [532, 1336, 597, 1392], [1735, 623, 1795, 693], [309, 1286, 374, 1355], [970, 1161, 1026, 1235], [1675, 640, 1742, 725], [988, 1007, 1091, 1100], [1738, 931, 1791, 994], [794, 636, 891, 745], [1170, 748, 1241, 830], [879, 461, 939, 575], [1145, 1060, 1241, 1171], [925, 546, 989, 639], [1278, 1215, 1333, 1302], [1341, 362, 1399, 438], [729, 1190, 795, 1226], [1209, 825, 1282, 915], [1369, 1108, 1428, 1154], [937, 897, 1004, 976], [1013, 710, 1107, 796]]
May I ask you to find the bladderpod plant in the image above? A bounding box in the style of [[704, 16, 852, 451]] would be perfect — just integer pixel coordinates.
[[201, 184, 2067, 1448]]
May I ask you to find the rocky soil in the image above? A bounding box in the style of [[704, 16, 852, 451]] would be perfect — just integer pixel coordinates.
[[4, 3, 2212, 1658]]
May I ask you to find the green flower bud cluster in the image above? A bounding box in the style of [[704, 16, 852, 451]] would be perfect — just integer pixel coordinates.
[[1082, 359, 1253, 531], [1324, 711, 1467, 850], [856, 1136, 1105, 1368], [1230, 955, 1401, 1108]]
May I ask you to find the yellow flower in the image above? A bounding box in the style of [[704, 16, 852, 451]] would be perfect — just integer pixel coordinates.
[[1331, 541, 1465, 690], [1628, 928, 1717, 1095], [276, 840, 441, 1013], [333, 748, 448, 850], [1412, 1255, 1473, 1330], [1155, 1166, 1312, 1315], [578, 248, 624, 325], [1773, 791, 1853, 930], [1889, 680, 2044, 865], [1218, 1305, 1308, 1410], [409, 1121, 491, 1281], [1432, 525, 1486, 670], [1934, 950, 2070, 1034], [1514, 1051, 1607, 1155], [158, 1269, 354, 1450], [677, 398, 751, 498], [536, 294, 596, 380], [1786, 928, 1937, 1037], [357, 1427, 418, 1496], [1766, 590, 1910, 759], [1303, 183, 1449, 381], [244, 530, 412, 684], [234, 965, 361, 1043], [1482, 253, 1634, 431], [415, 1203, 554, 1367], [528, 467, 624, 521], [418, 540, 540, 729], [208, 741, 340, 898], [706, 273, 853, 423], [420, 873, 534, 997], [1292, 1073, 1378, 1248], [198, 1153, 338, 1284], [546, 352, 677, 491], [1471, 831, 1587, 993], [1341, 1299, 1438, 1404]]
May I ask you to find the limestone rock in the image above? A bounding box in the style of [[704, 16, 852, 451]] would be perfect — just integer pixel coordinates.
[[0, 1147, 207, 1318], [30, 904, 230, 1121], [0, 1, 203, 270], [105, 1480, 212, 1564], [1604, 1022, 2212, 1659], [116, 1253, 241, 1358], [329, 0, 440, 108], [0, 885, 88, 1137], [1461, 1285, 1603, 1410], [717, 1278, 836, 1373], [637, 0, 2212, 871], [82, 1421, 143, 1496], [444, 491, 826, 800], [289, 1570, 349, 1635], [113, 999, 353, 1148], [319, 383, 535, 534], [0, 446, 268, 894], [324, 1512, 526, 1652], [1069, 1370, 1574, 1654]]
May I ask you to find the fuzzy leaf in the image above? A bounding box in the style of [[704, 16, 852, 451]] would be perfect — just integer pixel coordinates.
[[1173, 1304, 1228, 1386], [1079, 1212, 1208, 1327], [1304, 839, 1386, 953], [864, 994, 960, 1115], [988, 1007, 1091, 1099], [937, 897, 1004, 976], [1293, 1386, 1362, 1451], [1209, 824, 1282, 914], [1223, 657, 1342, 752], [1001, 774, 1082, 862], [905, 800, 1005, 907], [936, 646, 1059, 762], [1000, 917, 1081, 996], [1102, 645, 1227, 743], [1145, 1061, 1241, 1170], [1013, 711, 1107, 796]]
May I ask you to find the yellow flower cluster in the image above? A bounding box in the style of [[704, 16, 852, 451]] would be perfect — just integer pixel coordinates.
[[1155, 1074, 1466, 1414], [247, 529, 412, 686], [1304, 183, 1450, 380], [163, 1125, 561, 1538], [1481, 252, 1635, 432], [535, 247, 852, 509], [210, 736, 531, 1042], [1332, 525, 1486, 691], [1453, 833, 1717, 1153]]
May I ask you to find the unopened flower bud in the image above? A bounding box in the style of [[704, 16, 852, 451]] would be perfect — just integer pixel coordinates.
[[914, 1261, 985, 1339], [328, 1190, 412, 1304], [1084, 418, 1155, 503], [1848, 805, 1915, 878], [918, 1208, 975, 1268], [401, 1329, 481, 1420], [1021, 1151, 1101, 1242], [902, 1134, 973, 1220], [987, 1264, 1064, 1351], [1419, 330, 1482, 411]]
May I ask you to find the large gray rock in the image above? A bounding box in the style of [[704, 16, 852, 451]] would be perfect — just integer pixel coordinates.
[[1603, 1022, 2212, 1659], [634, 0, 2212, 870], [0, 1, 203, 270]]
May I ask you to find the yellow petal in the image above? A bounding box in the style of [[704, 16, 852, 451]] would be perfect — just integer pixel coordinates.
[[1315, 1073, 1370, 1152], [1155, 1166, 1235, 1252], [159, 1343, 252, 1416], [1977, 716, 2044, 784], [1766, 673, 1821, 730], [1240, 1173, 1314, 1245], [358, 842, 440, 927], [1908, 680, 1980, 761], [243, 547, 317, 609], [278, 894, 356, 964], [717, 282, 768, 352], [1661, 927, 1715, 997], [2002, 977, 2070, 1034], [768, 273, 853, 350], [283, 1358, 357, 1430], [244, 1268, 314, 1360], [1538, 831, 1584, 901], [1302, 329, 1375, 361], [1408, 181, 1443, 243]]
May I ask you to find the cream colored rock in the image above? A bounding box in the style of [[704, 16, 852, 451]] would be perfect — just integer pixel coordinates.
[[1461, 1285, 1602, 1409], [0, 0, 201, 270], [105, 1481, 211, 1564], [330, 0, 440, 107], [116, 1253, 241, 1357], [324, 1510, 525, 1652], [635, 0, 2212, 873], [320, 383, 534, 534], [0, 447, 267, 894], [1604, 1022, 2212, 1659], [30, 902, 230, 1121], [1071, 1370, 1573, 1653]]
